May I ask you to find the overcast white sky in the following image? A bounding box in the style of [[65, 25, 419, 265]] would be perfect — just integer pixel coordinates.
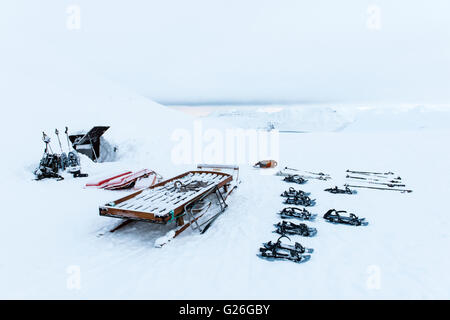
[[1, 1, 449, 105]]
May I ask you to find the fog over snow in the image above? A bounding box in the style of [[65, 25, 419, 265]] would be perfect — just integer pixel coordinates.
[[1, 0, 449, 105]]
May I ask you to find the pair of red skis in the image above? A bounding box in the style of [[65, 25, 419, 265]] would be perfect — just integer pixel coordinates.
[[86, 169, 161, 190]]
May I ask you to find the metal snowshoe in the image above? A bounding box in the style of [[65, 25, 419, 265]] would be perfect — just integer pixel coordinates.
[[262, 235, 314, 254], [283, 174, 307, 185], [278, 207, 316, 221], [323, 209, 368, 226], [324, 186, 356, 195], [274, 221, 317, 237], [283, 195, 316, 207], [280, 187, 310, 198]]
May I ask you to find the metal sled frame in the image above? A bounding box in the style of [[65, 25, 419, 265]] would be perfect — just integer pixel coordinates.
[[99, 170, 233, 237]]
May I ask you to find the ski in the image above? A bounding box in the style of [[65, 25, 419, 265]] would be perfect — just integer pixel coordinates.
[[280, 187, 310, 198], [277, 168, 331, 180], [351, 180, 405, 188], [278, 207, 316, 221], [346, 175, 402, 183], [102, 169, 152, 190], [323, 209, 368, 226], [346, 169, 395, 176], [324, 186, 356, 195], [274, 221, 317, 237], [345, 184, 412, 193]]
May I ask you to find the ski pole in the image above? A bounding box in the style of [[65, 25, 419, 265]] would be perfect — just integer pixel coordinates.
[[42, 132, 53, 154], [346, 169, 394, 176], [65, 126, 72, 151], [345, 184, 412, 193], [55, 129, 63, 153]]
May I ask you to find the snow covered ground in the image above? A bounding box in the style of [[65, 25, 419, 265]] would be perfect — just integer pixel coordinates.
[[1, 53, 450, 299]]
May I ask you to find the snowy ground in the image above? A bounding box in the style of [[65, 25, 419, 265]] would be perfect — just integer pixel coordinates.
[[1, 58, 449, 299]]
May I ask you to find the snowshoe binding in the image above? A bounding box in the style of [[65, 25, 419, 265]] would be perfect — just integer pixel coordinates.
[[284, 195, 316, 207], [274, 221, 317, 237], [324, 186, 356, 195], [323, 209, 368, 226], [280, 187, 310, 198], [262, 235, 314, 254], [283, 174, 307, 185], [278, 207, 316, 221]]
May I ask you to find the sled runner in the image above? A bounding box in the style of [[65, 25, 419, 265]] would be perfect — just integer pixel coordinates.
[[274, 221, 317, 237], [278, 207, 316, 221], [99, 170, 234, 246], [323, 209, 368, 226]]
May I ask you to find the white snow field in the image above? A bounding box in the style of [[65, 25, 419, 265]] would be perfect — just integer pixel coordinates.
[[1, 54, 450, 299]]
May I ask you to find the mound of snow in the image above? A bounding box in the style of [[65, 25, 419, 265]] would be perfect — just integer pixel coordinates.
[[0, 52, 193, 179], [205, 105, 353, 132]]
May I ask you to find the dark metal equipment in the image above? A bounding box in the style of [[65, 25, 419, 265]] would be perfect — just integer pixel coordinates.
[[69, 126, 110, 162]]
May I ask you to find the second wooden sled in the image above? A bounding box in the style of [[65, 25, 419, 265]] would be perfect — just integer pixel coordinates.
[[99, 170, 234, 246]]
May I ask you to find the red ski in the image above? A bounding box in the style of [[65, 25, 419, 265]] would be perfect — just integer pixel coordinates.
[[103, 169, 155, 190], [85, 171, 133, 188]]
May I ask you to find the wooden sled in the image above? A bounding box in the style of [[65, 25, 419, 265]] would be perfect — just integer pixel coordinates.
[[99, 170, 233, 246]]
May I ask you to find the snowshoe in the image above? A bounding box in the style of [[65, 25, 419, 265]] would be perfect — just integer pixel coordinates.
[[324, 186, 356, 195], [323, 209, 368, 226], [280, 187, 310, 198], [283, 195, 316, 207], [262, 235, 314, 254], [67, 151, 88, 178], [258, 247, 311, 263], [283, 174, 307, 184], [278, 207, 316, 221], [274, 221, 317, 237]]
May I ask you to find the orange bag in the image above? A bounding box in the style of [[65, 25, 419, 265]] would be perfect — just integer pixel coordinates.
[[254, 160, 278, 168]]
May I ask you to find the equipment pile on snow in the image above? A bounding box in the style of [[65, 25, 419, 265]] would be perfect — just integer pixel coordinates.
[[344, 169, 412, 193], [34, 127, 88, 180]]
